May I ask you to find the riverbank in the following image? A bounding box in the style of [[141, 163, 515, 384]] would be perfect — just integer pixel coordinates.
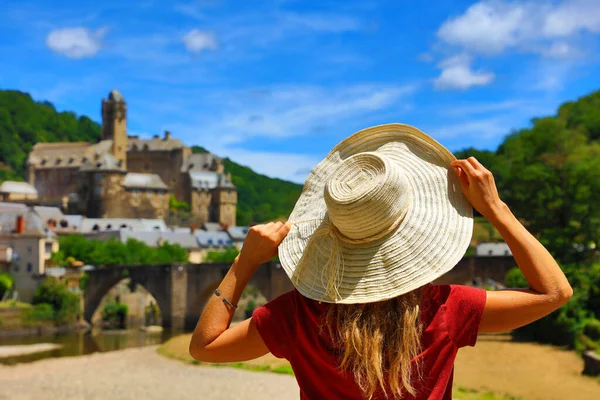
[[0, 346, 299, 400], [0, 344, 62, 358]]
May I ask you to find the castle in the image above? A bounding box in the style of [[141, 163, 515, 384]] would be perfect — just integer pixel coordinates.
[[25, 90, 237, 227]]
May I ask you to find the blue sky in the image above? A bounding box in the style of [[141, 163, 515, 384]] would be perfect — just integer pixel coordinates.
[[1, 0, 599, 183]]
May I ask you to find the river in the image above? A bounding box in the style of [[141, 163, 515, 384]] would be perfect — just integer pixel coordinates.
[[0, 329, 176, 365]]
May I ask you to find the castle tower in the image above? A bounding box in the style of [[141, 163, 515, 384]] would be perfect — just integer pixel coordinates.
[[215, 173, 237, 227], [101, 89, 128, 169]]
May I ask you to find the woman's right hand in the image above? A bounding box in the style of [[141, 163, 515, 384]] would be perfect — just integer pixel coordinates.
[[450, 157, 506, 222]]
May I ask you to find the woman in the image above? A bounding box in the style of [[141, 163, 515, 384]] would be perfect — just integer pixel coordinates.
[[189, 124, 572, 399]]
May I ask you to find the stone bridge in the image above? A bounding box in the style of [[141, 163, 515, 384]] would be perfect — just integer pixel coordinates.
[[84, 256, 516, 331]]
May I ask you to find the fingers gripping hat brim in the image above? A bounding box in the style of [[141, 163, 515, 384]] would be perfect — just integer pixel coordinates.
[[278, 124, 473, 304]]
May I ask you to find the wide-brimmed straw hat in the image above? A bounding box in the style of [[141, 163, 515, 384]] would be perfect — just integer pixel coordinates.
[[279, 123, 473, 304]]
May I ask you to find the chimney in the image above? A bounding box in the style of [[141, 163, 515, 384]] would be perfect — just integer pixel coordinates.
[[15, 216, 25, 234], [164, 131, 171, 140], [48, 219, 55, 232]]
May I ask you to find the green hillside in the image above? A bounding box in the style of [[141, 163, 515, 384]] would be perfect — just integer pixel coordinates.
[[0, 90, 101, 181], [0, 89, 301, 225]]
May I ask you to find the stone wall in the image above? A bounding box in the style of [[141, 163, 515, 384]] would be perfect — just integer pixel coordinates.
[[127, 148, 187, 200]]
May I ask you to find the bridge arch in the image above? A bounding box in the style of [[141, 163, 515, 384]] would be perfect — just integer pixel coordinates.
[[84, 265, 175, 328]]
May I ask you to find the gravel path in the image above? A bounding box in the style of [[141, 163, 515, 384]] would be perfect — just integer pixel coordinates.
[[0, 346, 299, 400]]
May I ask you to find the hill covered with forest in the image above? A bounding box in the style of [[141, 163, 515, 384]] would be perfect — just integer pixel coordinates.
[[0, 90, 301, 225]]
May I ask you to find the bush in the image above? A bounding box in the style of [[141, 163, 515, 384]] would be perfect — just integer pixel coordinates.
[[24, 303, 55, 322], [101, 300, 128, 329], [505, 267, 528, 288], [204, 247, 240, 263], [583, 319, 600, 341], [32, 278, 81, 324], [246, 299, 257, 313], [0, 273, 14, 298]]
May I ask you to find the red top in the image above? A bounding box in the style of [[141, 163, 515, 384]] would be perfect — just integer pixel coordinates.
[[253, 284, 487, 400]]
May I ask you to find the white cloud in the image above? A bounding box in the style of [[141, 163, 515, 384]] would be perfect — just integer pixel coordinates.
[[183, 29, 218, 53], [434, 56, 494, 90], [46, 27, 106, 58], [195, 84, 416, 145], [431, 117, 509, 148], [438, 1, 531, 54], [543, 0, 600, 37], [437, 0, 600, 55], [542, 42, 578, 58]]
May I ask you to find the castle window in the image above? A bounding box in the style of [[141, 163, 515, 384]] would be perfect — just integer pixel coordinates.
[[27, 263, 32, 273], [120, 224, 127, 229], [106, 224, 112, 230], [68, 157, 74, 164], [92, 224, 100, 231], [55, 158, 62, 165], [60, 220, 68, 228]]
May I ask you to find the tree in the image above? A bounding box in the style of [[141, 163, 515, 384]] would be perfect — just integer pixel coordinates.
[[32, 277, 81, 324], [0, 273, 14, 299], [204, 247, 240, 263], [56, 235, 189, 266]]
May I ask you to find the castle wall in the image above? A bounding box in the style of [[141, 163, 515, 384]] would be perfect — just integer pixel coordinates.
[[127, 149, 187, 200], [120, 188, 169, 220], [190, 191, 211, 226], [215, 189, 237, 227], [33, 167, 80, 201]]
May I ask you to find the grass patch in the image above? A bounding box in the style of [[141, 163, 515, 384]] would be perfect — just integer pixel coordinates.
[[0, 300, 32, 309], [453, 386, 523, 400], [157, 334, 294, 376]]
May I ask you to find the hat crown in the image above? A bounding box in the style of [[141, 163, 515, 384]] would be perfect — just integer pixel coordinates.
[[324, 152, 411, 242]]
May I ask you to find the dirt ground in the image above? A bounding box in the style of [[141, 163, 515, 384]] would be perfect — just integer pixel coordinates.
[[454, 334, 600, 400], [165, 333, 600, 400]]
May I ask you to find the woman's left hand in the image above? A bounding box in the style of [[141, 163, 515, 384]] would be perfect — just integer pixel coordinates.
[[238, 221, 292, 267]]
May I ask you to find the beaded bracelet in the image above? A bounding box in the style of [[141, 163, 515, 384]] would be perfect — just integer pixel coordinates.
[[214, 288, 237, 309]]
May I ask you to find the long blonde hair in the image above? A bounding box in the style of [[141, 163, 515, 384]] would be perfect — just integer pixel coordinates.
[[324, 288, 424, 399]]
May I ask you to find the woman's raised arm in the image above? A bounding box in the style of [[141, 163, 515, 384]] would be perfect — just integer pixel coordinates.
[[451, 157, 573, 334], [188, 222, 291, 362]]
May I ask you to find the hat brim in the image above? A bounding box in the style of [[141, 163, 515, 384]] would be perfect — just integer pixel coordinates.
[[278, 124, 473, 304]]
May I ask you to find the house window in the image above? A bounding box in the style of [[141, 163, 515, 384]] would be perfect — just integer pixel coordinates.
[[488, 250, 493, 256], [27, 263, 32, 273], [13, 264, 19, 272], [27, 246, 32, 254]]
